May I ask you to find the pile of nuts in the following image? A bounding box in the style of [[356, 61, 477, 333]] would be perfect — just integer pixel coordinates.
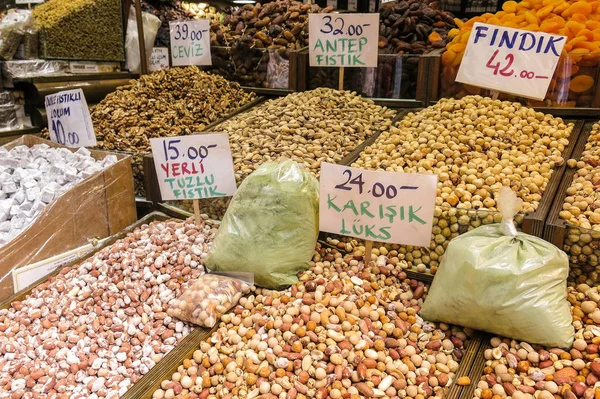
[[33, 0, 124, 61], [560, 122, 600, 276], [181, 2, 221, 24], [91, 67, 255, 196], [173, 88, 396, 218], [473, 283, 600, 399], [0, 217, 217, 398], [347, 95, 572, 273], [0, 145, 117, 246], [153, 243, 473, 399]]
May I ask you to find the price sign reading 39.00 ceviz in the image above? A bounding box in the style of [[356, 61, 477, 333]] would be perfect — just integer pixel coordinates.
[[44, 88, 96, 148], [309, 13, 379, 68], [456, 22, 566, 100], [169, 20, 211, 67], [319, 163, 438, 247], [150, 134, 237, 201]]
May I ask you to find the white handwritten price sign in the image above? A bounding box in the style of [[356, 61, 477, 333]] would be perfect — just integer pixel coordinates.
[[44, 89, 96, 148], [319, 163, 438, 246], [456, 22, 566, 100], [309, 13, 379, 68], [150, 134, 237, 201], [169, 20, 211, 67], [150, 47, 170, 71]]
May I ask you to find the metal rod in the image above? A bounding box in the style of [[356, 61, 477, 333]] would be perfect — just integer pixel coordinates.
[[134, 0, 148, 75]]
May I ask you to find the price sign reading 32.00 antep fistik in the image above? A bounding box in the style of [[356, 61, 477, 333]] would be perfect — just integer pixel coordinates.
[[150, 134, 237, 201], [309, 13, 379, 68], [319, 163, 438, 247], [456, 22, 566, 100], [44, 89, 96, 148]]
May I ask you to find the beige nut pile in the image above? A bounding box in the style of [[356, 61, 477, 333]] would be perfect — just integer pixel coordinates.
[[91, 67, 256, 196], [173, 88, 396, 218], [168, 274, 250, 328], [153, 244, 472, 399], [473, 283, 600, 399], [353, 95, 571, 213], [561, 123, 600, 230], [0, 218, 217, 398]]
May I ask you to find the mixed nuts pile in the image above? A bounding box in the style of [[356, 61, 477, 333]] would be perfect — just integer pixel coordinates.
[[172, 88, 396, 218], [153, 244, 472, 399], [473, 283, 600, 399], [560, 122, 600, 278], [0, 218, 217, 398], [91, 67, 255, 196], [348, 95, 572, 273]]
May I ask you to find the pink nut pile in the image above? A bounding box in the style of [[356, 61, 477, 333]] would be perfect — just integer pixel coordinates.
[[0, 218, 217, 399]]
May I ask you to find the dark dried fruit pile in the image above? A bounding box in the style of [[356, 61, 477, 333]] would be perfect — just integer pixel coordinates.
[[141, 0, 195, 47], [378, 0, 457, 55]]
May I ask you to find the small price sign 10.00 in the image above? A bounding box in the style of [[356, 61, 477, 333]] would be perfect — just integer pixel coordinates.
[[44, 89, 96, 148], [456, 22, 566, 100]]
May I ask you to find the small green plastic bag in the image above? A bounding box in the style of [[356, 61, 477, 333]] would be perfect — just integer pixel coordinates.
[[205, 160, 319, 289], [420, 188, 574, 348]]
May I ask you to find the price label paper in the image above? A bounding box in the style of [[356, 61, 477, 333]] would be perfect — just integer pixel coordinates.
[[319, 163, 438, 246], [150, 134, 237, 201], [456, 22, 566, 100], [309, 13, 379, 68], [150, 47, 170, 71], [169, 20, 211, 67], [44, 89, 96, 148]]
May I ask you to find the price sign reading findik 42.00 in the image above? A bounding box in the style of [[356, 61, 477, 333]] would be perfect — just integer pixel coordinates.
[[309, 13, 379, 68], [456, 22, 566, 100], [150, 134, 237, 201], [319, 163, 438, 246]]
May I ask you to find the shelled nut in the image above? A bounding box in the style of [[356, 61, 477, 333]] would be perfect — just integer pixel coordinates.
[[90, 67, 255, 196], [560, 122, 600, 278], [345, 95, 572, 273], [172, 88, 396, 219], [473, 283, 600, 399], [0, 218, 217, 397], [153, 244, 472, 399]]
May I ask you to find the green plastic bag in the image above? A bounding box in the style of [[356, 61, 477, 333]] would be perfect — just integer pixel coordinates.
[[205, 160, 319, 289], [420, 188, 574, 348]]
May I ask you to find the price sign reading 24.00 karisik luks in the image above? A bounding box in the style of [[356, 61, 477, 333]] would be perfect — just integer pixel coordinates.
[[150, 134, 237, 201], [456, 22, 566, 100], [319, 163, 438, 247], [309, 13, 379, 68]]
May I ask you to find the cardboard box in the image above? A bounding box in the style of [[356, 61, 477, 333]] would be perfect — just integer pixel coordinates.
[[0, 136, 136, 300]]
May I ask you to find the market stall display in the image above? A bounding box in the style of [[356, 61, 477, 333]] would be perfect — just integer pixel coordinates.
[[166, 88, 396, 219], [0, 216, 218, 398], [91, 67, 256, 197], [469, 283, 600, 399], [141, 0, 196, 48], [181, 2, 221, 23], [33, 0, 124, 61], [151, 244, 475, 399], [440, 0, 600, 107], [343, 95, 576, 273]]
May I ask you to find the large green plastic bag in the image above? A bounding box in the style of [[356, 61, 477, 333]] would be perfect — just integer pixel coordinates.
[[205, 160, 319, 289], [420, 188, 574, 348]]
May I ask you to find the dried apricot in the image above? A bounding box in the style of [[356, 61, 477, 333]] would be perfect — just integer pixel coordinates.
[[570, 75, 595, 92], [556, 63, 580, 78], [441, 50, 457, 66], [502, 0, 519, 13], [569, 1, 593, 16], [428, 32, 443, 43]]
